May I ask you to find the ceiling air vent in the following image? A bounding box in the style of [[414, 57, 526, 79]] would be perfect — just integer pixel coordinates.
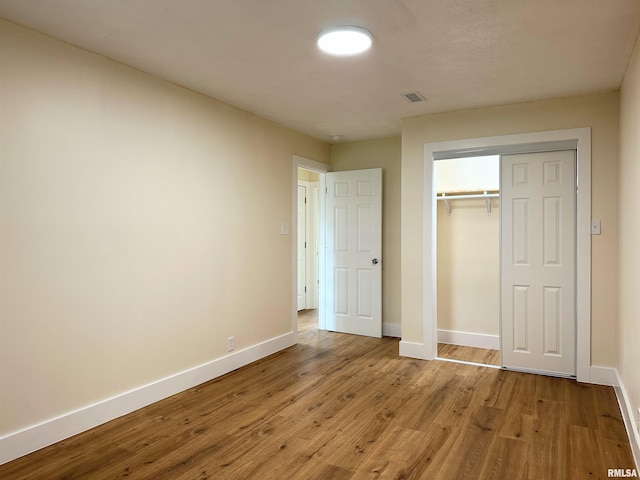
[[403, 91, 426, 103]]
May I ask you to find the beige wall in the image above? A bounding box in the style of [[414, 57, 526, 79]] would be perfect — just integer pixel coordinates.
[[436, 156, 500, 193], [435, 157, 500, 336], [619, 36, 640, 438], [331, 137, 402, 330], [437, 200, 499, 336], [297, 168, 320, 182], [0, 19, 330, 436], [401, 93, 620, 366]]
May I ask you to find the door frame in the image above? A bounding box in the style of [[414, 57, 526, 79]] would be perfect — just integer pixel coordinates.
[[296, 182, 308, 311], [420, 128, 592, 382], [292, 155, 331, 337], [297, 179, 321, 310]]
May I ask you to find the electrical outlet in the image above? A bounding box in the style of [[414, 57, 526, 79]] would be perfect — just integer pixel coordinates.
[[227, 336, 234, 352]]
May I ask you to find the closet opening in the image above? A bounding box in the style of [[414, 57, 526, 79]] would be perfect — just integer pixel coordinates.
[[297, 167, 321, 334], [419, 129, 589, 380], [434, 155, 501, 367]]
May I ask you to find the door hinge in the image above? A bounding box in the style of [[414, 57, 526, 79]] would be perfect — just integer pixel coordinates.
[[305, 241, 307, 248], [305, 197, 307, 204], [304, 286, 307, 292]]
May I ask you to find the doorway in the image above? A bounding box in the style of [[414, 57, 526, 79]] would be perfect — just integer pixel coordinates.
[[292, 156, 384, 340], [297, 167, 321, 330], [292, 155, 330, 335], [434, 155, 501, 367], [434, 150, 578, 376], [417, 128, 592, 382]]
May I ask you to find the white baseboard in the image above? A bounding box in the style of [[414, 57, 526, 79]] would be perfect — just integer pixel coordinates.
[[437, 329, 500, 350], [615, 370, 640, 471], [0, 332, 296, 466], [588, 365, 618, 386], [399, 340, 431, 360], [383, 322, 401, 338]]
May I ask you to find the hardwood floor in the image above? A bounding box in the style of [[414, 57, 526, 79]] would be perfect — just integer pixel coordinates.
[[0, 311, 635, 479], [437, 343, 501, 366], [297, 308, 318, 333]]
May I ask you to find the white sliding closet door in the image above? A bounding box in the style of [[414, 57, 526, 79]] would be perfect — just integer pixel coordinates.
[[501, 150, 576, 376]]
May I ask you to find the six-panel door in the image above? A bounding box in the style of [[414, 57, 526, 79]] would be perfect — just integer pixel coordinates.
[[325, 169, 382, 338], [500, 150, 576, 376]]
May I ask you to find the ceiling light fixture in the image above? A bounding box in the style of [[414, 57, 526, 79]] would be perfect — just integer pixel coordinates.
[[317, 26, 372, 56]]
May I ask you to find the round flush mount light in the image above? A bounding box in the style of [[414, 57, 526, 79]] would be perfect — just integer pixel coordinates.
[[317, 26, 372, 56]]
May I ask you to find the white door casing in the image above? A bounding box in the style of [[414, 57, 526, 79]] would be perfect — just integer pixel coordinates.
[[501, 150, 576, 376], [297, 184, 306, 311], [326, 168, 382, 338], [413, 128, 590, 383], [308, 182, 320, 309]]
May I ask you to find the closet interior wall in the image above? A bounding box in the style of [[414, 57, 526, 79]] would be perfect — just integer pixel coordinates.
[[436, 157, 500, 343]]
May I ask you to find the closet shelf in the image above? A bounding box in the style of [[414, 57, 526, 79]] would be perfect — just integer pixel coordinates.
[[437, 190, 499, 215]]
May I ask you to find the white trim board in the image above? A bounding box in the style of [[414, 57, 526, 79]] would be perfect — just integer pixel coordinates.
[[589, 365, 619, 387], [417, 128, 592, 382], [383, 322, 401, 338], [0, 332, 295, 466], [437, 329, 499, 350], [615, 370, 640, 471], [399, 340, 426, 359]]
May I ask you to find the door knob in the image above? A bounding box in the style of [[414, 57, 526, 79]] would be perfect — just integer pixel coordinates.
[[372, 258, 379, 265]]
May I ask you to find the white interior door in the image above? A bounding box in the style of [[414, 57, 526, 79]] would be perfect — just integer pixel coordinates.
[[501, 150, 576, 376], [326, 168, 382, 338], [297, 184, 306, 311]]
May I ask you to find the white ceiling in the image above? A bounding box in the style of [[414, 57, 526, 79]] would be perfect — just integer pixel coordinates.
[[1, 0, 639, 142]]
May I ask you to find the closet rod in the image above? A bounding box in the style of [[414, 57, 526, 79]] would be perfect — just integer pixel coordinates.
[[436, 193, 499, 200], [437, 191, 499, 215]]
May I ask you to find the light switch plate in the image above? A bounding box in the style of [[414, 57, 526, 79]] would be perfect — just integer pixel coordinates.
[[591, 219, 601, 235], [281, 223, 289, 235]]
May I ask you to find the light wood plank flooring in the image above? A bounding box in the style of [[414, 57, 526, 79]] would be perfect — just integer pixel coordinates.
[[0, 311, 634, 479], [437, 343, 501, 366]]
